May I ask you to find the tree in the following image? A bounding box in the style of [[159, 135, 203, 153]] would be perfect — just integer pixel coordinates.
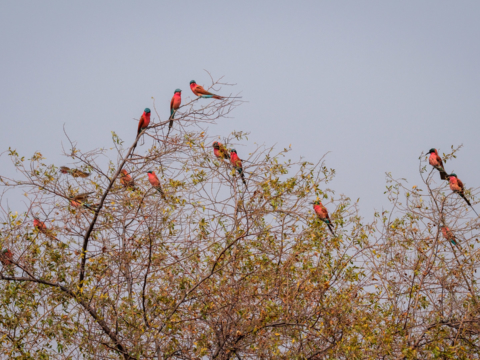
[[1, 77, 479, 359], [0, 77, 368, 359]]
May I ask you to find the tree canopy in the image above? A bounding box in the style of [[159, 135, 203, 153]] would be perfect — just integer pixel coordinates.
[[1, 78, 479, 359]]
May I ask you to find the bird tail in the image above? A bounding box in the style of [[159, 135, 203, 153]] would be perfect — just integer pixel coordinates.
[[156, 187, 166, 199], [169, 109, 176, 122], [459, 193, 472, 207], [438, 168, 448, 180], [327, 222, 335, 236], [240, 172, 247, 188]]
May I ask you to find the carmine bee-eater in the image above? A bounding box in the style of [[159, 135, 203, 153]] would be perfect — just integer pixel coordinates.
[[69, 192, 97, 210], [230, 149, 247, 186], [213, 141, 230, 160], [120, 169, 135, 189], [169, 89, 182, 130], [448, 174, 479, 216], [147, 171, 165, 199], [60, 166, 90, 178], [312, 200, 335, 235], [137, 108, 151, 136], [190, 80, 224, 99], [131, 108, 151, 157], [441, 225, 457, 246], [427, 149, 448, 180], [34, 217, 57, 240], [0, 249, 13, 266]]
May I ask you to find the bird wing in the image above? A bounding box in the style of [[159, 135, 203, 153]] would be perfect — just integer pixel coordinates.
[[137, 115, 145, 134], [457, 178, 465, 190], [73, 192, 93, 201], [194, 85, 214, 96], [435, 154, 444, 168]]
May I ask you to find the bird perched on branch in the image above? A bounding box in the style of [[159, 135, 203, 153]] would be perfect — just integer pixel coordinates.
[[213, 141, 230, 160], [169, 89, 182, 131], [147, 171, 165, 199], [427, 149, 448, 180], [69, 192, 97, 210], [59, 166, 90, 178], [448, 174, 478, 216], [312, 200, 335, 235], [137, 108, 151, 136], [120, 169, 135, 189], [441, 225, 457, 246], [33, 217, 58, 240], [230, 149, 247, 186], [190, 80, 224, 99], [130, 108, 151, 157], [0, 249, 13, 266]]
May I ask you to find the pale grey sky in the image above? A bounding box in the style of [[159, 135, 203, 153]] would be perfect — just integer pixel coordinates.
[[1, 1, 480, 214]]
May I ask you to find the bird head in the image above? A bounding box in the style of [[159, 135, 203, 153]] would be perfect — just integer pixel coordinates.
[[174, 89, 182, 93], [144, 108, 151, 114], [311, 200, 321, 206], [147, 170, 154, 175], [190, 80, 196, 85], [427, 148, 436, 154], [230, 149, 237, 154], [121, 169, 128, 175], [449, 173, 457, 178], [213, 141, 220, 149], [59, 166, 69, 174]]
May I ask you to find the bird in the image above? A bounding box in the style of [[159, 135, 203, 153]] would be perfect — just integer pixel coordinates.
[[448, 174, 478, 216], [441, 225, 457, 246], [213, 141, 230, 160], [312, 200, 335, 235], [69, 192, 97, 210], [0, 249, 13, 266], [229, 149, 247, 186], [33, 217, 57, 240], [169, 89, 182, 130], [120, 169, 135, 189], [147, 171, 165, 199], [427, 149, 448, 180], [130, 108, 151, 157], [190, 80, 224, 99], [137, 108, 151, 136], [59, 166, 90, 178]]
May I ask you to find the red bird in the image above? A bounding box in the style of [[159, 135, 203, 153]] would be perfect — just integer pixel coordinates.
[[213, 141, 230, 160], [34, 217, 48, 233], [131, 108, 151, 157], [441, 226, 457, 246], [190, 80, 223, 99], [427, 149, 448, 180], [137, 108, 151, 136], [147, 171, 165, 199], [34, 217, 57, 240], [120, 169, 135, 189], [0, 249, 13, 266], [230, 149, 247, 186], [169, 89, 182, 130], [312, 200, 335, 235], [448, 174, 478, 216]]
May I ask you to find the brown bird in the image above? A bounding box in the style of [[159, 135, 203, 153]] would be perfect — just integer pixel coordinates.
[[120, 169, 135, 189], [60, 166, 90, 178]]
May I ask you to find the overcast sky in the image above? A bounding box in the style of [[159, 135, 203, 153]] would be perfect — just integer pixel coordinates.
[[1, 1, 479, 216]]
